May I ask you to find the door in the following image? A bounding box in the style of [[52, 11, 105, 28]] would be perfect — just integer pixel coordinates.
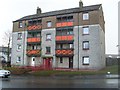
[[69, 57, 73, 68], [43, 58, 52, 69], [31, 57, 35, 66]]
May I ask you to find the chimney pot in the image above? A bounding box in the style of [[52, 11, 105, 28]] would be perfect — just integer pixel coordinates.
[[37, 7, 42, 14], [79, 0, 83, 9]]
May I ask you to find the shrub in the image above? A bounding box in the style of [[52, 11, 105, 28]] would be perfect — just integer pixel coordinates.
[[3, 67, 32, 75]]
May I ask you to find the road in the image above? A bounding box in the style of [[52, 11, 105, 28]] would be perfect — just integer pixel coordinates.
[[0, 75, 119, 88]]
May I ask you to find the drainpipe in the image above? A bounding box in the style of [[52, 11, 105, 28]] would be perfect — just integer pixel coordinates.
[[78, 13, 80, 70], [23, 21, 26, 66]]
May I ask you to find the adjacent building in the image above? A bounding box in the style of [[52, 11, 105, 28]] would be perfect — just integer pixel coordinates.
[[11, 1, 105, 70], [0, 46, 11, 63]]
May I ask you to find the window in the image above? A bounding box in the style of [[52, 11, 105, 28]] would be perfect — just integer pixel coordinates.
[[60, 57, 63, 63], [32, 45, 37, 50], [83, 41, 89, 50], [47, 21, 52, 27], [19, 21, 23, 28], [17, 33, 22, 40], [17, 56, 21, 63], [46, 47, 51, 54], [83, 27, 89, 35], [83, 13, 89, 20], [67, 30, 73, 35], [57, 16, 73, 22], [82, 56, 89, 65], [69, 44, 73, 48], [67, 16, 73, 21], [46, 34, 52, 40], [17, 44, 22, 51]]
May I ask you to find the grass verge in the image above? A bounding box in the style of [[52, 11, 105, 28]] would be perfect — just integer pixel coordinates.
[[3, 65, 118, 76], [30, 65, 118, 76]]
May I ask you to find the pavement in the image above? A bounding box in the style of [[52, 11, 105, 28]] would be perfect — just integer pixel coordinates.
[[52, 74, 120, 79], [12, 74, 120, 79]]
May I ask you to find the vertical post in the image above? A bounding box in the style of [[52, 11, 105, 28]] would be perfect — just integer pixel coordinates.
[[78, 13, 80, 70], [7, 37, 10, 67], [23, 21, 26, 66]]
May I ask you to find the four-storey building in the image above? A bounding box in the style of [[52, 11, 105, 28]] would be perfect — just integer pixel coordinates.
[[11, 1, 105, 70]]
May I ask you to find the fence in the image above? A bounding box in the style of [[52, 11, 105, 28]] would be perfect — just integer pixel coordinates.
[[106, 58, 119, 66]]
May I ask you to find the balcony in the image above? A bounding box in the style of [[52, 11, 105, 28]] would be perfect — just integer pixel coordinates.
[[56, 35, 73, 41], [26, 50, 41, 56], [27, 37, 40, 43], [56, 49, 74, 56], [27, 25, 42, 31], [56, 22, 73, 27]]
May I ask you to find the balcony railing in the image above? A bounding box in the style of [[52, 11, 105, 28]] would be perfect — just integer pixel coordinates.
[[27, 25, 42, 31], [56, 35, 73, 41], [56, 22, 73, 27], [27, 37, 40, 43], [56, 49, 74, 56], [26, 49, 41, 56]]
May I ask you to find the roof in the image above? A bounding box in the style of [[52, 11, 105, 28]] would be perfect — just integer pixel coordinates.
[[14, 4, 101, 22]]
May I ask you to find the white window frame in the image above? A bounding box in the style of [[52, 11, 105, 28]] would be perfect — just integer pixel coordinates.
[[17, 56, 21, 63], [69, 44, 73, 49], [17, 33, 22, 40], [83, 41, 89, 50], [17, 44, 22, 51], [83, 13, 89, 20], [83, 56, 89, 65], [83, 27, 89, 35], [47, 21, 52, 27], [46, 34, 52, 40], [19, 22, 23, 28]]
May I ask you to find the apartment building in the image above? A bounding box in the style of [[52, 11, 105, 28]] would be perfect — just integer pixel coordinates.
[[11, 1, 105, 70], [0, 46, 11, 62]]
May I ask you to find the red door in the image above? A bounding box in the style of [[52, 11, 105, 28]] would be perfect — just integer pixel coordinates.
[[43, 58, 52, 69]]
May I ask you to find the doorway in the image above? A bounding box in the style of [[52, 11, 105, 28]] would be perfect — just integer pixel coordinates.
[[43, 58, 52, 69], [31, 57, 35, 66], [69, 57, 73, 68]]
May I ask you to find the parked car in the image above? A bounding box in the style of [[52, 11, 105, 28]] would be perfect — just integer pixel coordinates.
[[0, 70, 11, 78]]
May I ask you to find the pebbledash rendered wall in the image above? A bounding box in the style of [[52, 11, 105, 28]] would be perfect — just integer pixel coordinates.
[[73, 25, 105, 70], [11, 31, 27, 66], [41, 28, 56, 68]]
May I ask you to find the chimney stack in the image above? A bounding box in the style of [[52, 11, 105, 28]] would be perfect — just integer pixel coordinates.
[[36, 7, 42, 14], [79, 0, 83, 9]]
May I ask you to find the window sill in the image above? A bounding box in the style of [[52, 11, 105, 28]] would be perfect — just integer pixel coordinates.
[[83, 49, 89, 50], [82, 64, 89, 65], [46, 39, 52, 41], [82, 34, 89, 35]]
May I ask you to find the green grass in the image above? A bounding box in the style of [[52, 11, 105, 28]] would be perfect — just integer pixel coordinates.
[[2, 65, 118, 76], [98, 65, 118, 74], [30, 65, 118, 76]]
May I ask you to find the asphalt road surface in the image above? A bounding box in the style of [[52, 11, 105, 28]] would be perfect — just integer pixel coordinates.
[[1, 75, 119, 88]]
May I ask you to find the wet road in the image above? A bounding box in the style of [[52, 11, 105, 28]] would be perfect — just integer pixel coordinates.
[[1, 75, 119, 88]]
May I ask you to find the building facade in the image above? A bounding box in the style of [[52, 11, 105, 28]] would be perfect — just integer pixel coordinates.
[[0, 46, 11, 65], [11, 1, 105, 70]]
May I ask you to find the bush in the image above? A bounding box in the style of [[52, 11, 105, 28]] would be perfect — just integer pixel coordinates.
[[3, 67, 32, 75]]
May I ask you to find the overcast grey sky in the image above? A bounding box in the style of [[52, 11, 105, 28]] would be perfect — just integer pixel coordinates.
[[0, 0, 118, 54]]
